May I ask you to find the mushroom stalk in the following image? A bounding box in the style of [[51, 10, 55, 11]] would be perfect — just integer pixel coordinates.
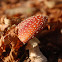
[[26, 37, 47, 62]]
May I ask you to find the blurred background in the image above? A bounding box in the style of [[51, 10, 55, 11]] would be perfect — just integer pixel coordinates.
[[0, 0, 62, 18]]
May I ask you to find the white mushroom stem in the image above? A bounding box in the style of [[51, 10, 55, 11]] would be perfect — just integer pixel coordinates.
[[26, 37, 47, 62]]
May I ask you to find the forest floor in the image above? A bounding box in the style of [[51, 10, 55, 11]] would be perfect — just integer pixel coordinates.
[[0, 0, 62, 62]]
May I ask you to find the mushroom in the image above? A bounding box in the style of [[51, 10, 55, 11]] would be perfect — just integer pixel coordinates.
[[26, 37, 47, 62], [3, 15, 48, 45], [17, 15, 48, 62], [2, 15, 48, 61], [17, 15, 48, 44]]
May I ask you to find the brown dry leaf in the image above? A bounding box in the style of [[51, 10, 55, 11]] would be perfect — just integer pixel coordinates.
[[44, 0, 56, 8], [0, 16, 11, 31], [0, 24, 8, 31], [3, 48, 15, 62], [58, 59, 62, 62], [5, 7, 36, 16]]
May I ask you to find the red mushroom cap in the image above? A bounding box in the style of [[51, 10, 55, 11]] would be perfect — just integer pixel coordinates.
[[17, 15, 48, 43]]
